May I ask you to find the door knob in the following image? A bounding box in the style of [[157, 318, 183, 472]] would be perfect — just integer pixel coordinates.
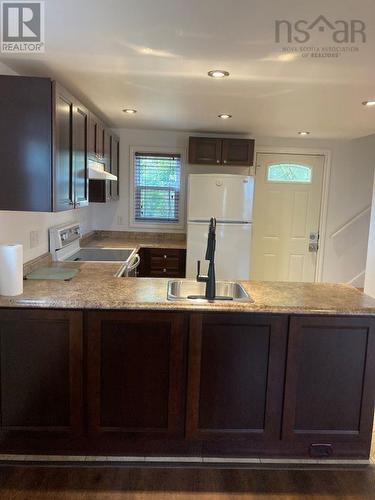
[[308, 232, 319, 252]]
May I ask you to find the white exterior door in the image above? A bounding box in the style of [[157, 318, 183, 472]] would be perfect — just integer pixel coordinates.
[[251, 153, 324, 282]]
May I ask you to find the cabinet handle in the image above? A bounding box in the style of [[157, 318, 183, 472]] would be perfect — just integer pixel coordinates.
[[163, 268, 167, 273], [223, 160, 227, 164], [216, 160, 220, 164], [164, 254, 167, 259], [75, 201, 80, 207], [69, 201, 74, 206]]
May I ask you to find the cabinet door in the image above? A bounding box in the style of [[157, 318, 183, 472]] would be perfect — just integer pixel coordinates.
[[110, 136, 120, 200], [222, 139, 255, 166], [53, 83, 74, 211], [186, 313, 288, 442], [96, 121, 104, 159], [0, 310, 83, 445], [87, 311, 187, 439], [189, 137, 222, 165], [103, 130, 111, 201], [88, 114, 97, 158], [73, 103, 88, 207], [0, 75, 52, 212], [283, 316, 375, 457]]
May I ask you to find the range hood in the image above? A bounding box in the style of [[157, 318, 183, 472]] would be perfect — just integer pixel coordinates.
[[88, 161, 118, 181]]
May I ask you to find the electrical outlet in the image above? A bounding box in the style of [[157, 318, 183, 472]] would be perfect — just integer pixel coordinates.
[[117, 216, 123, 225], [29, 230, 40, 249]]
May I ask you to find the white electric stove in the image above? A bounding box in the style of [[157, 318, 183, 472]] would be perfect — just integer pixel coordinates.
[[49, 222, 140, 276]]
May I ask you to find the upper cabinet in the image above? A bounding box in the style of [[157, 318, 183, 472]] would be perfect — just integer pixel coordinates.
[[0, 75, 119, 212], [222, 138, 255, 166], [189, 137, 222, 165], [88, 132, 120, 204], [0, 76, 53, 211], [189, 136, 255, 166], [54, 83, 89, 211], [110, 135, 120, 200]]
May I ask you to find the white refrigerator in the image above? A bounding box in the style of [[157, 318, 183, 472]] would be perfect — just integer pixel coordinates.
[[186, 174, 254, 280]]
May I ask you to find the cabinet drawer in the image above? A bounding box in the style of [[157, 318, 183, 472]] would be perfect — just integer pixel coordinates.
[[149, 248, 183, 258], [138, 247, 186, 278], [150, 256, 180, 271]]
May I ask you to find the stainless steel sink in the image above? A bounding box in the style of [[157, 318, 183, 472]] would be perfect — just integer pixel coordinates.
[[167, 280, 252, 302]]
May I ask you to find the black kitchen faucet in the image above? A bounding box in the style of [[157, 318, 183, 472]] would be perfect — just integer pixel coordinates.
[[196, 217, 216, 300]]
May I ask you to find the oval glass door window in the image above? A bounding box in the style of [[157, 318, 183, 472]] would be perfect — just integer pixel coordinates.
[[267, 164, 312, 183]]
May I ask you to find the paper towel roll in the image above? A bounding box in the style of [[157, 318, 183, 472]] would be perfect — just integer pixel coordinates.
[[0, 244, 23, 296]]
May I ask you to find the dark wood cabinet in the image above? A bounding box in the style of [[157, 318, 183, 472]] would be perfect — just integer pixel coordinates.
[[72, 103, 89, 208], [189, 136, 255, 166], [186, 313, 288, 445], [110, 135, 120, 200], [0, 309, 83, 450], [0, 75, 90, 212], [189, 137, 222, 165], [53, 83, 89, 210], [0, 308, 374, 459], [282, 315, 375, 458], [0, 76, 53, 211], [88, 134, 120, 203], [86, 311, 187, 443], [0, 75, 119, 211], [222, 138, 255, 166], [53, 84, 74, 211], [96, 121, 104, 159], [138, 247, 186, 277], [88, 113, 107, 162], [88, 114, 97, 158], [103, 129, 111, 169]]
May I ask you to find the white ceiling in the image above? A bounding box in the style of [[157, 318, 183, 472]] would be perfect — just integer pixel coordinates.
[[2, 0, 375, 138]]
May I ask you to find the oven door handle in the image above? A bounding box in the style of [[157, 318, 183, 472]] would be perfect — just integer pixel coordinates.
[[127, 253, 140, 272]]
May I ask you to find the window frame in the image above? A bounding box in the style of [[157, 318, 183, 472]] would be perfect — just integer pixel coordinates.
[[266, 163, 314, 184], [129, 146, 186, 230]]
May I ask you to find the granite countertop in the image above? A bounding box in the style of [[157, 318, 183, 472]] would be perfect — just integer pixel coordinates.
[[82, 232, 186, 251], [1, 261, 375, 315]]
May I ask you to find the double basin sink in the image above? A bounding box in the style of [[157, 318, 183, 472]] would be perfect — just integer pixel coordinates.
[[167, 280, 252, 302]]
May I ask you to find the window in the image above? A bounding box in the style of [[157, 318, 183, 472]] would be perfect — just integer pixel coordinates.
[[267, 163, 312, 183], [133, 152, 181, 224]]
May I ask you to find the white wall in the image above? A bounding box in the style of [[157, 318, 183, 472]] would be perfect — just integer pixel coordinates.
[[0, 208, 92, 262], [0, 62, 93, 263], [90, 129, 251, 233], [365, 168, 375, 296], [91, 129, 375, 285], [0, 61, 17, 75], [323, 135, 375, 286]]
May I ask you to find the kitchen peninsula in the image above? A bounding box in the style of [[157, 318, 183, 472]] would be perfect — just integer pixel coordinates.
[[0, 260, 374, 463]]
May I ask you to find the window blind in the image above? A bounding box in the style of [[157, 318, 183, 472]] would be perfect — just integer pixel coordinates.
[[134, 152, 181, 223]]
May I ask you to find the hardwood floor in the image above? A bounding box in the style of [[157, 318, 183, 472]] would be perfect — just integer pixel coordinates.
[[0, 465, 375, 500]]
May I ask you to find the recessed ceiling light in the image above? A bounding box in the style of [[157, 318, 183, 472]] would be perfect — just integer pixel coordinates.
[[208, 70, 230, 78], [122, 108, 137, 114], [218, 113, 232, 119], [298, 131, 310, 135], [362, 100, 375, 107]]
